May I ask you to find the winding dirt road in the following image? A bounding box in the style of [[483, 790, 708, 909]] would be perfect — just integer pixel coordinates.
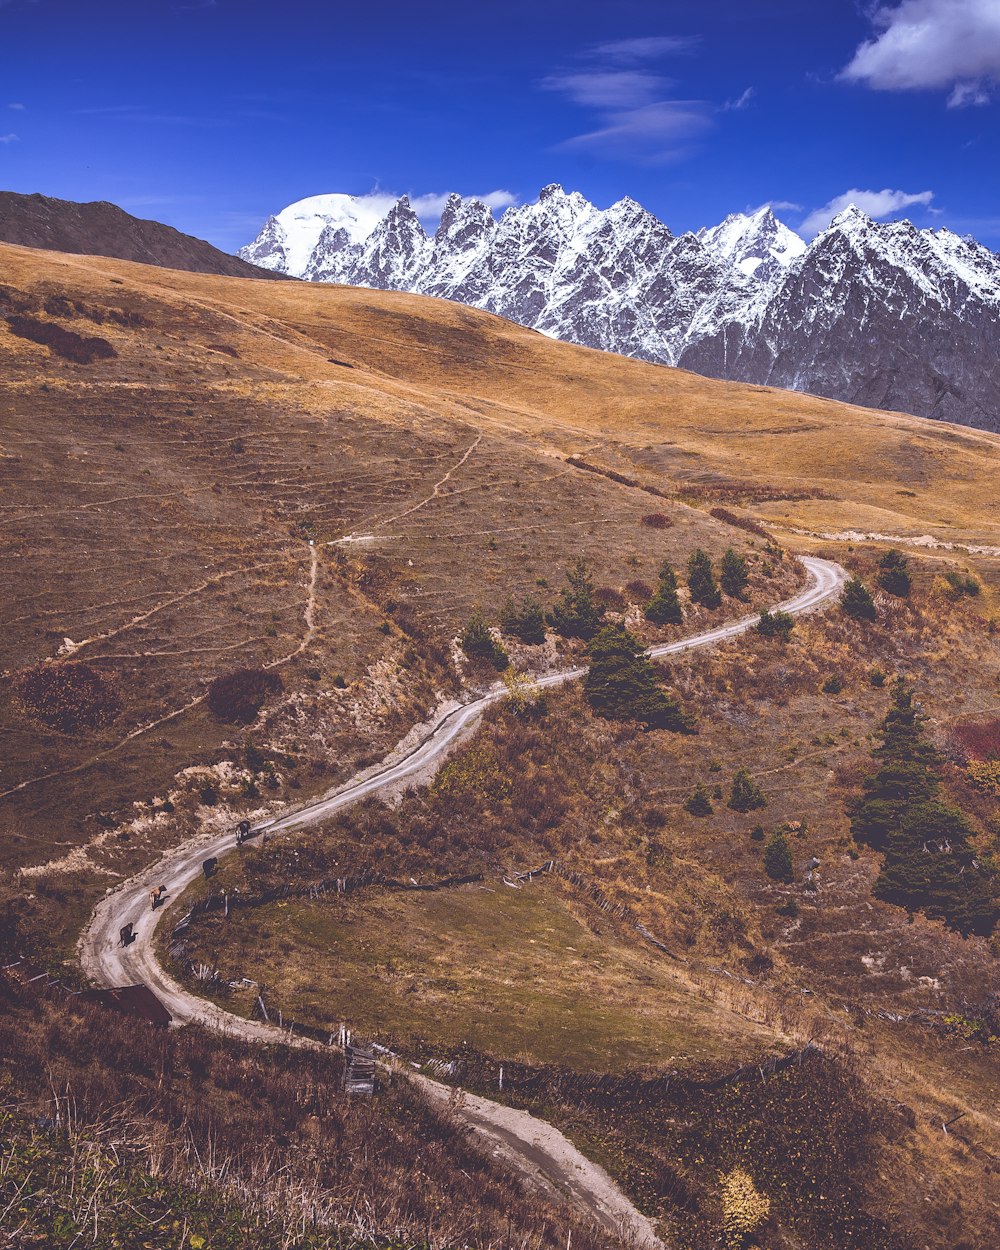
[[79, 555, 846, 1248]]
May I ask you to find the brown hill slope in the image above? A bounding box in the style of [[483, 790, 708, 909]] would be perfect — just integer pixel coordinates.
[[1, 240, 998, 871], [0, 190, 285, 279]]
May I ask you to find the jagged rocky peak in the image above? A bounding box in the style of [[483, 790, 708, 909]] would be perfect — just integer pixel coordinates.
[[698, 206, 806, 281], [239, 184, 1000, 432], [435, 193, 495, 249]]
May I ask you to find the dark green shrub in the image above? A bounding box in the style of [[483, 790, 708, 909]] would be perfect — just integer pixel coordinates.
[[720, 548, 749, 599], [822, 674, 845, 694], [500, 595, 547, 645], [460, 612, 509, 671], [645, 562, 683, 625], [876, 549, 911, 598], [551, 558, 603, 640], [684, 784, 714, 816], [763, 833, 794, 882], [750, 824, 766, 842], [728, 767, 767, 813], [687, 549, 722, 609], [868, 666, 887, 688], [756, 609, 795, 641], [584, 624, 693, 731], [841, 577, 877, 621], [944, 569, 981, 597]]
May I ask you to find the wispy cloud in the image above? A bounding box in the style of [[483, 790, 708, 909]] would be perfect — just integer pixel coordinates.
[[800, 188, 935, 236], [8, 102, 25, 111], [593, 36, 699, 64], [73, 103, 228, 127], [722, 86, 755, 111], [840, 0, 1000, 107], [543, 35, 711, 163], [0, 133, 19, 144]]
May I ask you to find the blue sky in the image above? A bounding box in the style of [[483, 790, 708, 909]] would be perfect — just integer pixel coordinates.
[[2, 0, 999, 250]]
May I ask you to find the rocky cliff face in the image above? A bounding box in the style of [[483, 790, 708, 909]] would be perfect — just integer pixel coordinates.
[[240, 187, 1000, 431]]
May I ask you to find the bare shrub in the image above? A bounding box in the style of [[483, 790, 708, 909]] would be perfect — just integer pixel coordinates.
[[641, 512, 672, 529], [13, 661, 121, 733], [207, 668, 284, 724], [6, 315, 116, 363]]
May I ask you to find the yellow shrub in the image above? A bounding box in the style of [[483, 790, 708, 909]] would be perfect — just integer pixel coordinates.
[[967, 759, 1000, 797], [720, 1166, 771, 1248]]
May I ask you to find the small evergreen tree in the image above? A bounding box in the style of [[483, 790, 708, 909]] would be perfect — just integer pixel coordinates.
[[584, 624, 693, 731], [728, 767, 767, 812], [460, 611, 509, 671], [851, 679, 998, 936], [645, 561, 683, 625], [684, 783, 714, 816], [551, 557, 603, 640], [499, 595, 546, 645], [763, 833, 794, 883], [720, 548, 749, 599], [688, 548, 722, 609], [841, 577, 877, 621], [756, 609, 794, 641], [876, 549, 912, 598]]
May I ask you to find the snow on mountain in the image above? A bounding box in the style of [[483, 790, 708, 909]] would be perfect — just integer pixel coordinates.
[[698, 206, 806, 282], [239, 189, 1000, 431]]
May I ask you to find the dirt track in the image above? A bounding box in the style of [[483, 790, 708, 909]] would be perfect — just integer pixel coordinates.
[[78, 556, 846, 1248]]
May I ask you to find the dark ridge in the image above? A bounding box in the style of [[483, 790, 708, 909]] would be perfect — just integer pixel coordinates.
[[0, 190, 289, 280]]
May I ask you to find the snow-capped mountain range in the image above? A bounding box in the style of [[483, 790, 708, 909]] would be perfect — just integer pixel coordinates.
[[240, 186, 1000, 431]]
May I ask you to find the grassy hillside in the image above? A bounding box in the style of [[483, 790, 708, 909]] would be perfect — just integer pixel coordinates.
[[3, 243, 1000, 1248]]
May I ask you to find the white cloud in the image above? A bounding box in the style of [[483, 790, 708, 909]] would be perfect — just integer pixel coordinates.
[[407, 190, 517, 219], [558, 101, 711, 161], [0, 133, 19, 144], [799, 187, 934, 236], [541, 69, 669, 110], [841, 0, 1000, 105], [8, 102, 25, 111], [593, 36, 698, 64], [544, 36, 711, 162]]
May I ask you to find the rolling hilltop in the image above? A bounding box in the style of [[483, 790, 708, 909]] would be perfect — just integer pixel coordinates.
[[3, 241, 1000, 1249], [0, 190, 284, 280]]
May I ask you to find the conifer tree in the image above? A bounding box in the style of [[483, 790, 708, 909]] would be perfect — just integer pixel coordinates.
[[729, 767, 767, 812], [688, 548, 722, 609], [876, 549, 912, 598], [852, 679, 998, 936], [841, 576, 877, 621], [645, 560, 683, 625], [763, 832, 794, 882], [500, 595, 546, 645], [720, 548, 749, 599], [584, 624, 693, 731], [551, 557, 603, 640], [460, 611, 509, 671]]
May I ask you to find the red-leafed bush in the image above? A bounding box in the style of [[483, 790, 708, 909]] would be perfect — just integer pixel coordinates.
[[207, 667, 284, 723], [13, 661, 121, 733], [952, 718, 1000, 761], [624, 579, 653, 602], [594, 585, 626, 611]]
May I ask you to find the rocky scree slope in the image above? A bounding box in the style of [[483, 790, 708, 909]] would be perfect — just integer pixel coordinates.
[[241, 186, 1000, 431]]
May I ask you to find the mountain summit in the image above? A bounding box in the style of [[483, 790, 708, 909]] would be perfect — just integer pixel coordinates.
[[241, 188, 1000, 431]]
